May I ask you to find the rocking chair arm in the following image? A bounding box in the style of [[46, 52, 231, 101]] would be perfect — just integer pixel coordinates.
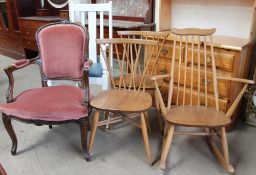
[[152, 79, 168, 117], [4, 57, 38, 103], [217, 76, 255, 84], [223, 77, 255, 119], [151, 74, 171, 81]]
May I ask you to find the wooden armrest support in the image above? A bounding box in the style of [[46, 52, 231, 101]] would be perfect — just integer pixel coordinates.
[[217, 76, 255, 84], [153, 80, 168, 117], [84, 59, 93, 71], [151, 74, 171, 81], [225, 84, 248, 119], [4, 57, 38, 103], [221, 76, 254, 119]]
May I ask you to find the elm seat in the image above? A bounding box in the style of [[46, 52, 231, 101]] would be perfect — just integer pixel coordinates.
[[0, 85, 88, 121], [166, 106, 230, 127], [90, 90, 152, 113]]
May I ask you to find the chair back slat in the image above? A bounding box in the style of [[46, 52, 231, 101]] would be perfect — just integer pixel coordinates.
[[203, 36, 208, 107], [190, 35, 194, 105], [168, 28, 219, 110], [117, 31, 169, 76], [97, 38, 158, 92]]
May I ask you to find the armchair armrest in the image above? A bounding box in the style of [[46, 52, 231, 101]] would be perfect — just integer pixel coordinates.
[[82, 59, 93, 108], [219, 76, 255, 119], [84, 59, 93, 71], [4, 57, 38, 103]]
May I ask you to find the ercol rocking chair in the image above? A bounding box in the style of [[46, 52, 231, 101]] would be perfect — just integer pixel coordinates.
[[69, 1, 113, 90], [152, 28, 254, 172], [117, 31, 169, 132], [89, 38, 159, 165], [0, 22, 93, 160]]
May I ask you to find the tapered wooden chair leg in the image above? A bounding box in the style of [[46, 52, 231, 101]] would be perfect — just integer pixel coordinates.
[[89, 110, 100, 152], [144, 111, 151, 135], [140, 113, 152, 165], [2, 115, 17, 155], [221, 127, 234, 173], [154, 90, 163, 133], [160, 123, 175, 170]]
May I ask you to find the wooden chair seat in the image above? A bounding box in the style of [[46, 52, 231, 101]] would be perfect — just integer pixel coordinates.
[[90, 90, 152, 113], [166, 106, 231, 127], [114, 74, 163, 90]]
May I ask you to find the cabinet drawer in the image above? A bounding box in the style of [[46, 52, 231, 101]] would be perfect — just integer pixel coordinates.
[[149, 59, 230, 98], [20, 28, 37, 39], [160, 83, 228, 112], [187, 48, 234, 71], [19, 20, 49, 30], [153, 44, 183, 60], [22, 39, 37, 51]]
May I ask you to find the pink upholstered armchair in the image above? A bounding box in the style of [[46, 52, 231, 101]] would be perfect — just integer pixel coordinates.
[[0, 22, 93, 161]]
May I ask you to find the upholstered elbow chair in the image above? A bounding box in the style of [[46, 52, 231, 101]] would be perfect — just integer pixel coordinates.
[[0, 22, 93, 160]]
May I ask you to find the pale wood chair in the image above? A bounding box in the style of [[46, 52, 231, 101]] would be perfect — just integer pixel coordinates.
[[69, 1, 113, 90], [117, 31, 169, 132], [152, 28, 255, 172], [89, 38, 159, 165]]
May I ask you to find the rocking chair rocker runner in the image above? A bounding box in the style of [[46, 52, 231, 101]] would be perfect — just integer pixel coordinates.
[[152, 28, 254, 172], [0, 22, 93, 160]]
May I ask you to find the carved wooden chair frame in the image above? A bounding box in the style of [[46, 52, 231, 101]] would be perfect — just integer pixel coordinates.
[[1, 21, 92, 161]]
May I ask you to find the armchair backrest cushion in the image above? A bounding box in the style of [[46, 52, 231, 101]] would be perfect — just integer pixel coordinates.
[[36, 22, 88, 80]]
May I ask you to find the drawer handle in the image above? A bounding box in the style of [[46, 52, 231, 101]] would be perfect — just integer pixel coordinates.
[[26, 31, 29, 35], [159, 68, 167, 74], [206, 56, 212, 63], [161, 47, 168, 55], [27, 41, 31, 46]]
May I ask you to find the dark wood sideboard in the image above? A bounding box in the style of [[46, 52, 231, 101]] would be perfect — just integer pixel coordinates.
[[0, 0, 154, 59]]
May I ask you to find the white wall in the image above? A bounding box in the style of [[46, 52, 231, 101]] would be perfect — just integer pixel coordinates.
[[171, 0, 254, 38]]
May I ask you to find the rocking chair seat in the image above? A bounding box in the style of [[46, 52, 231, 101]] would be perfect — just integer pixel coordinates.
[[166, 106, 231, 127], [0, 85, 89, 121], [90, 90, 152, 113]]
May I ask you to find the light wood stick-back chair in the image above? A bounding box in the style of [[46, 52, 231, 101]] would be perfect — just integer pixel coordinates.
[[152, 28, 254, 172], [89, 38, 159, 165], [117, 31, 169, 132]]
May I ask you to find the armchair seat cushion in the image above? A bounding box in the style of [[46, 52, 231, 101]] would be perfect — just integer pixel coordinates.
[[89, 63, 103, 77], [0, 85, 90, 122]]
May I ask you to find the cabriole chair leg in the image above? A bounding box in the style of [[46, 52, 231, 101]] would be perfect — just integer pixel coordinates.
[[2, 114, 17, 155]]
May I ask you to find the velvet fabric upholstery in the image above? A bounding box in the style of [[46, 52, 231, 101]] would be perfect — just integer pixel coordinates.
[[0, 85, 88, 121], [37, 23, 88, 79]]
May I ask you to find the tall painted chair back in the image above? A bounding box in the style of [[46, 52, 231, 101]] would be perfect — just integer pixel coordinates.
[[69, 1, 113, 90]]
